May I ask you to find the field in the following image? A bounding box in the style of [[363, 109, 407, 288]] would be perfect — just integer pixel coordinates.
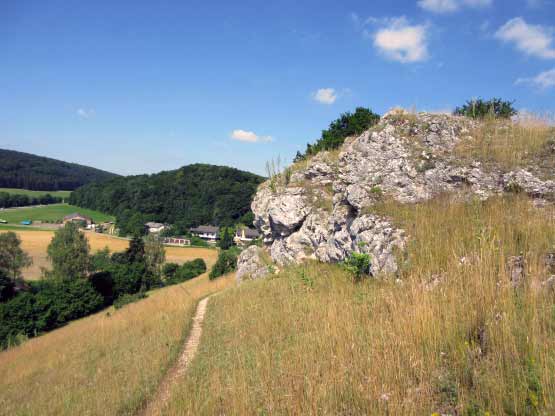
[[0, 229, 218, 280], [163, 195, 555, 415], [0, 270, 234, 415], [0, 188, 71, 199], [0, 203, 114, 224]]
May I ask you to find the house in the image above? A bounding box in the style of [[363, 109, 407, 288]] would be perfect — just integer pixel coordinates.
[[190, 225, 219, 242], [145, 222, 166, 234], [63, 213, 93, 227], [234, 227, 260, 245], [162, 236, 191, 247]]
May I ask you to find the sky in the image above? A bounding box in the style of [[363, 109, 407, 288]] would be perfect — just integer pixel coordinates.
[[1, 0, 554, 176]]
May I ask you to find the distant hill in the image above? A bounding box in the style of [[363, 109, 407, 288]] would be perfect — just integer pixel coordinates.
[[69, 163, 265, 233], [0, 149, 119, 191]]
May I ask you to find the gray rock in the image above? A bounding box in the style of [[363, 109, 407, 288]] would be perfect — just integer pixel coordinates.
[[236, 246, 271, 283], [242, 110, 555, 280], [507, 255, 525, 287]]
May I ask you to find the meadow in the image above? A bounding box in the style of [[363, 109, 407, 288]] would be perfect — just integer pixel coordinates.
[[163, 195, 555, 415], [0, 203, 114, 224], [0, 229, 218, 280], [0, 188, 71, 199], [0, 267, 234, 416]]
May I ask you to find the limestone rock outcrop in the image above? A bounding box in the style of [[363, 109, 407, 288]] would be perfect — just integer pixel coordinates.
[[244, 110, 555, 278]]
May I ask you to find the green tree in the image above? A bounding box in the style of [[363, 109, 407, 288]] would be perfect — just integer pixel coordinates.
[[219, 227, 233, 250], [144, 234, 166, 277], [0, 232, 32, 281], [46, 223, 90, 280], [0, 270, 15, 302], [209, 249, 238, 279], [302, 107, 380, 158]]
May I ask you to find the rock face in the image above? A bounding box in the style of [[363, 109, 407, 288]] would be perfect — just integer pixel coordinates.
[[247, 110, 555, 277], [236, 246, 271, 282]]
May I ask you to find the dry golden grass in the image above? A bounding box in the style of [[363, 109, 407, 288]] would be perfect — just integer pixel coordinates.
[[455, 117, 555, 173], [0, 270, 235, 416], [0, 230, 217, 280], [164, 195, 555, 415]]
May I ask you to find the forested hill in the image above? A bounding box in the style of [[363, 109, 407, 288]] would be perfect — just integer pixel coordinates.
[[69, 164, 265, 233], [0, 149, 118, 191]]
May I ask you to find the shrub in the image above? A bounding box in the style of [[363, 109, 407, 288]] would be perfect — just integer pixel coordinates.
[[0, 279, 103, 349], [113, 292, 148, 309], [453, 98, 517, 119], [342, 252, 372, 281], [190, 236, 209, 247], [166, 259, 207, 285], [210, 249, 239, 279], [299, 107, 380, 159], [162, 262, 180, 280]]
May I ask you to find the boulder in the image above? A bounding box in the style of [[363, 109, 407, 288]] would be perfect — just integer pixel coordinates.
[[236, 246, 271, 283]]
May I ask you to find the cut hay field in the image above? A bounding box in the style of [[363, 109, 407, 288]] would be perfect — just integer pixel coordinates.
[[0, 203, 114, 224], [0, 188, 71, 199], [0, 271, 235, 416], [0, 230, 218, 280]]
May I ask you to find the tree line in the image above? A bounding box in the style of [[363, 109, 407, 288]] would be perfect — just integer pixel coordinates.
[[0, 192, 63, 209], [69, 164, 264, 236], [0, 226, 207, 349], [0, 148, 118, 191]]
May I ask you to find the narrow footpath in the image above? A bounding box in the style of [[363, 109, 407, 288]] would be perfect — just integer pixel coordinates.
[[139, 296, 211, 416]]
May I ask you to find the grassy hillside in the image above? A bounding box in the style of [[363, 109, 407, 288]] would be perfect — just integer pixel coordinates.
[[69, 163, 265, 232], [0, 148, 118, 191], [163, 195, 555, 415], [0, 204, 114, 224], [0, 268, 234, 416], [0, 188, 71, 198]]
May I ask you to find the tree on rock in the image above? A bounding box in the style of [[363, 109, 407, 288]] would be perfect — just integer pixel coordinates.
[[47, 223, 90, 279], [144, 234, 166, 277]]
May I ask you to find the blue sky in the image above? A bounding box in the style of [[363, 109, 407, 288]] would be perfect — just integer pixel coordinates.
[[1, 0, 554, 176]]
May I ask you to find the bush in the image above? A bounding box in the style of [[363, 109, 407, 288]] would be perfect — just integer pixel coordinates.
[[210, 250, 239, 279], [342, 252, 372, 281], [453, 98, 517, 119], [113, 292, 148, 309], [190, 236, 209, 247], [166, 258, 207, 285], [162, 262, 180, 280], [296, 107, 380, 160], [0, 279, 103, 349]]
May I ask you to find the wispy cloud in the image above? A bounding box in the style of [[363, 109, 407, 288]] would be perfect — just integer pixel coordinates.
[[312, 88, 337, 104], [230, 129, 273, 143], [516, 68, 555, 89], [76, 108, 95, 119], [495, 17, 555, 59], [417, 0, 492, 14], [371, 17, 429, 63]]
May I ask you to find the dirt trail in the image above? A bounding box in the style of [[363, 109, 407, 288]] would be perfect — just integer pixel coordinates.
[[139, 296, 211, 416]]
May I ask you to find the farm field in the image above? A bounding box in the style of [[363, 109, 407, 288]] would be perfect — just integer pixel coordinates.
[[0, 267, 234, 416], [0, 188, 71, 199], [0, 230, 218, 280], [0, 203, 114, 224]]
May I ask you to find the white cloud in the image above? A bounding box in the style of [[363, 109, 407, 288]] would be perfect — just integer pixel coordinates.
[[76, 108, 95, 119], [230, 129, 273, 143], [417, 0, 492, 13], [418, 0, 459, 13], [516, 68, 555, 89], [373, 17, 429, 63], [312, 88, 337, 104], [495, 17, 555, 59]]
